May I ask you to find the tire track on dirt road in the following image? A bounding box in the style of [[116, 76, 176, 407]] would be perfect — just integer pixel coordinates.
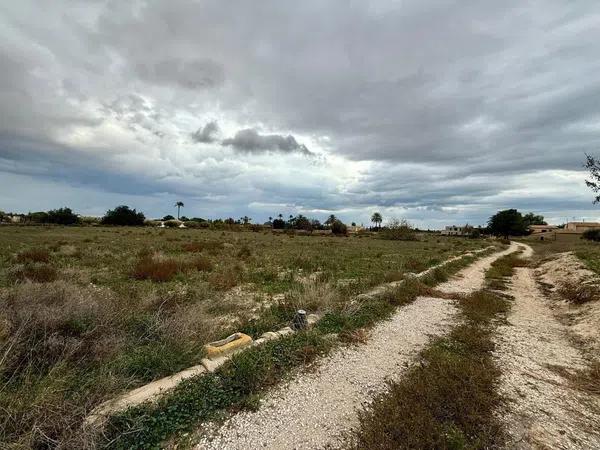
[[495, 244, 600, 449]]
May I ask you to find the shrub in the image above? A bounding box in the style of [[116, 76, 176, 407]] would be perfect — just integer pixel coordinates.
[[331, 220, 348, 235], [163, 220, 179, 228], [131, 256, 180, 282], [272, 218, 286, 229], [380, 219, 417, 241], [47, 207, 79, 225], [101, 205, 145, 226], [582, 229, 600, 241], [237, 244, 252, 259], [16, 248, 50, 263]]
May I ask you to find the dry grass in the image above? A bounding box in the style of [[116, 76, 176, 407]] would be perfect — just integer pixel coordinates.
[[16, 247, 50, 263], [132, 256, 180, 282], [0, 225, 491, 447], [558, 281, 599, 304], [8, 262, 58, 283]]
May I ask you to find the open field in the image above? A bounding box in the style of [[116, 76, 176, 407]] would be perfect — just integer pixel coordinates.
[[0, 225, 490, 448], [524, 237, 600, 274]]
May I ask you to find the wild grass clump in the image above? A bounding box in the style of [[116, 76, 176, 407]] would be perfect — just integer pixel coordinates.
[[208, 264, 243, 290], [182, 241, 204, 252], [188, 255, 214, 272], [8, 262, 58, 283], [16, 247, 50, 263], [132, 255, 180, 282], [404, 257, 427, 272], [558, 281, 599, 304]]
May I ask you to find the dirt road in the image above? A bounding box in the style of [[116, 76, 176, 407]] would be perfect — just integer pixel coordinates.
[[495, 246, 600, 449]]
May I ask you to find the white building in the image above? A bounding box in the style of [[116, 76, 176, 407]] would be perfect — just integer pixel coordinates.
[[440, 225, 469, 236]]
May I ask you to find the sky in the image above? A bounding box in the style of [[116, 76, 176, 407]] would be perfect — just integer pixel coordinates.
[[1, 0, 600, 229]]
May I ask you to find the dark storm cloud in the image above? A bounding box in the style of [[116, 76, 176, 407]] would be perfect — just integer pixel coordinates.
[[1, 0, 600, 224], [222, 129, 313, 155], [192, 121, 220, 143]]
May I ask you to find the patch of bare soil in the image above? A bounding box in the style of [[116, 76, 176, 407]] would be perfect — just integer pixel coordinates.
[[494, 265, 600, 449], [536, 252, 600, 356]]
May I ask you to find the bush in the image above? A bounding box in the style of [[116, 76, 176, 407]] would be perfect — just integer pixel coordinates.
[[163, 220, 179, 228], [331, 220, 347, 235], [582, 229, 600, 241], [162, 215, 175, 221], [101, 205, 145, 226], [188, 256, 213, 272], [272, 218, 286, 229], [380, 219, 417, 241], [47, 207, 79, 225]]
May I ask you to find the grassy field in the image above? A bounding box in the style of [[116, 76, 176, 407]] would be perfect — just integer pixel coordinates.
[[0, 225, 489, 448]]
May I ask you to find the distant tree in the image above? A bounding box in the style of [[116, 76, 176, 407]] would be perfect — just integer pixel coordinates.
[[582, 229, 600, 241], [163, 215, 175, 221], [325, 214, 337, 227], [371, 212, 383, 230], [523, 212, 546, 227], [175, 201, 184, 220], [278, 213, 283, 219], [47, 207, 79, 225], [351, 222, 356, 227], [268, 216, 273, 223], [488, 209, 527, 239], [241, 215, 251, 225], [311, 219, 323, 230], [179, 216, 189, 222], [294, 214, 313, 231], [224, 217, 235, 225], [584, 153, 600, 203], [272, 218, 286, 229], [101, 205, 145, 226], [331, 219, 347, 235], [380, 218, 417, 241], [27, 211, 50, 224]]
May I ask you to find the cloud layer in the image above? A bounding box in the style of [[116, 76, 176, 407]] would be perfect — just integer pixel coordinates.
[[1, 0, 599, 226]]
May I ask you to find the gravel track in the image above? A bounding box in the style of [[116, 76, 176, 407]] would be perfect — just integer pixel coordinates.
[[194, 245, 520, 450], [495, 250, 600, 449]]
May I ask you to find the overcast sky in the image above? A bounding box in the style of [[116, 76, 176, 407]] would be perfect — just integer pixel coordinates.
[[1, 1, 600, 228]]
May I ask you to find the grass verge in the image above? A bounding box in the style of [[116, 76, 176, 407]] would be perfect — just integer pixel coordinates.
[[346, 252, 524, 450]]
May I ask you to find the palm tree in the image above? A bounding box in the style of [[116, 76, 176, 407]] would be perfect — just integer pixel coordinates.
[[371, 212, 382, 230], [278, 213, 283, 219], [325, 214, 337, 227], [175, 201, 184, 220]]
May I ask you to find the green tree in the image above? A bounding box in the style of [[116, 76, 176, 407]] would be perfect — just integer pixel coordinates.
[[175, 201, 184, 220], [585, 153, 600, 203], [101, 205, 145, 226], [523, 212, 546, 227], [488, 209, 527, 239], [325, 214, 337, 227], [47, 207, 79, 225], [371, 212, 383, 230]]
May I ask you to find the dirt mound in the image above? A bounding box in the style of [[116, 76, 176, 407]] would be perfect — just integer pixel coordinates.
[[536, 252, 600, 357]]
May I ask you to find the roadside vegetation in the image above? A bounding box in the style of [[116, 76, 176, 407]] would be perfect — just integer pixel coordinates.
[[0, 225, 490, 448], [346, 252, 525, 449]]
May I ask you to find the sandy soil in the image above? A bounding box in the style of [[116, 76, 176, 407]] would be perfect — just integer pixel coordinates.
[[536, 252, 600, 356], [495, 257, 600, 449], [194, 245, 519, 449]]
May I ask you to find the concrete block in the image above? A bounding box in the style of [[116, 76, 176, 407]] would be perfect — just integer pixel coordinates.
[[201, 356, 229, 373], [260, 331, 279, 341], [276, 326, 294, 337], [306, 314, 320, 326]]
